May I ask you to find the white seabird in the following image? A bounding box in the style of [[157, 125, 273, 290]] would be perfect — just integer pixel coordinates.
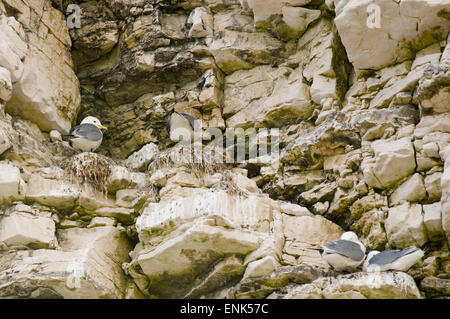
[[169, 112, 198, 143], [321, 231, 366, 272], [363, 247, 424, 272], [68, 116, 107, 152]]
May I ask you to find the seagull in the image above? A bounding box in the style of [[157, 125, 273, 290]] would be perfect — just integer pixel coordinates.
[[321, 231, 366, 272], [68, 116, 107, 152], [363, 247, 424, 272], [169, 111, 199, 142]]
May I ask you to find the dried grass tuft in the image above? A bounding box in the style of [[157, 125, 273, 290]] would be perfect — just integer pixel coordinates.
[[150, 143, 248, 197], [60, 153, 114, 193]]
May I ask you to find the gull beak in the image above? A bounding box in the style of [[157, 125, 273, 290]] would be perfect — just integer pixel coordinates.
[[98, 125, 107, 130]]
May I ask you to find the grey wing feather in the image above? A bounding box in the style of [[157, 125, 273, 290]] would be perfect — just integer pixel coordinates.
[[70, 123, 103, 141], [369, 247, 419, 266], [179, 113, 198, 130], [323, 240, 365, 261]]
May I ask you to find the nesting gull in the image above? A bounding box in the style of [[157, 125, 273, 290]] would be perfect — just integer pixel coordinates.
[[68, 116, 107, 152], [321, 231, 366, 272], [169, 112, 198, 142], [363, 247, 424, 272]]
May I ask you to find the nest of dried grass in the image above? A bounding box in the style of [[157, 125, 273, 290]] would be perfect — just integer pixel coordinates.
[[150, 143, 248, 197], [60, 153, 114, 193]]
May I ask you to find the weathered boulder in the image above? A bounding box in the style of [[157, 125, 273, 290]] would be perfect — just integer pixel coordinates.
[[281, 272, 422, 299], [416, 65, 450, 115], [282, 214, 343, 270], [389, 173, 427, 206], [26, 174, 80, 210], [210, 11, 284, 74], [441, 146, 450, 245], [0, 163, 26, 204], [0, 226, 131, 298], [226, 67, 312, 128], [1, 7, 80, 134], [362, 137, 416, 189], [335, 0, 450, 71], [423, 203, 445, 241], [134, 223, 262, 298], [0, 204, 57, 250], [129, 186, 281, 298], [243, 256, 280, 279], [420, 276, 450, 298], [227, 264, 331, 299], [385, 202, 428, 249], [0, 67, 12, 102]]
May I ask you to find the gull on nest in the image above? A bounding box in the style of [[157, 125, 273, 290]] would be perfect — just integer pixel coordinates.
[[363, 247, 424, 272], [321, 231, 366, 272], [68, 116, 107, 152]]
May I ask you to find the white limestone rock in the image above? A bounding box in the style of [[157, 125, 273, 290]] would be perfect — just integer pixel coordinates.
[[210, 24, 283, 74], [385, 202, 428, 249], [125, 143, 158, 171], [244, 0, 312, 27], [423, 203, 444, 241], [87, 216, 116, 228], [424, 172, 442, 202], [0, 211, 57, 249], [334, 0, 450, 71], [362, 137, 416, 189], [26, 174, 80, 210], [243, 256, 280, 279], [414, 114, 450, 139], [227, 67, 312, 128], [2, 12, 81, 134], [441, 148, 450, 244], [0, 66, 12, 102], [279, 202, 312, 217], [286, 272, 422, 299], [0, 163, 26, 204], [135, 224, 262, 297], [187, 7, 213, 38], [0, 226, 131, 298], [389, 173, 427, 206], [49, 130, 62, 143], [137, 188, 277, 239]]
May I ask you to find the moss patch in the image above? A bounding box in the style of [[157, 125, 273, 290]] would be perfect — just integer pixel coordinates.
[[437, 9, 450, 21]]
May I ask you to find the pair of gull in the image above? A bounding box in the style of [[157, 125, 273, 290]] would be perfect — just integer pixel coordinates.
[[322, 231, 424, 272], [67, 113, 197, 152]]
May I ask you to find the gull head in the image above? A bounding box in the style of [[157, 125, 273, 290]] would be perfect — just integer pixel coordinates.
[[81, 116, 107, 130]]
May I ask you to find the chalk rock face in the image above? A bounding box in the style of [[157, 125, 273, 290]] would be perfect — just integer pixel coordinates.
[[226, 67, 313, 128], [442, 146, 450, 245], [129, 185, 281, 298], [125, 143, 159, 171], [0, 204, 57, 250], [335, 0, 450, 71], [279, 272, 422, 299], [0, 163, 26, 205], [0, 226, 131, 298], [362, 137, 416, 189], [0, 67, 12, 102], [0, 4, 80, 134], [0, 0, 450, 300], [210, 18, 284, 74], [385, 202, 428, 249], [389, 173, 426, 206], [26, 174, 80, 211]]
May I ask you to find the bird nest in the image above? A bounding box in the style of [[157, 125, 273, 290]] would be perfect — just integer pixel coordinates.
[[149, 143, 248, 197], [60, 152, 114, 193]]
